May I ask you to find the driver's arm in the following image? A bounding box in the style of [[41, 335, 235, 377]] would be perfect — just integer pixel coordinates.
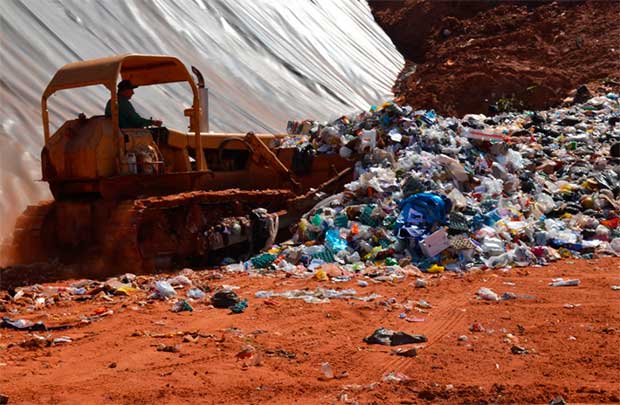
[[120, 98, 156, 128]]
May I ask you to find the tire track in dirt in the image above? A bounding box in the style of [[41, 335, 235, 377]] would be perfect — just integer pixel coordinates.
[[378, 277, 502, 376], [378, 306, 467, 376]]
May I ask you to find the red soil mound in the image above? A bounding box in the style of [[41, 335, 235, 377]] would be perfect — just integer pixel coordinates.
[[371, 0, 620, 116]]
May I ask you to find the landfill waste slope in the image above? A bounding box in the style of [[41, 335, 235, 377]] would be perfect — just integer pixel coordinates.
[[239, 92, 620, 276], [370, 0, 620, 117], [0, 0, 403, 241]]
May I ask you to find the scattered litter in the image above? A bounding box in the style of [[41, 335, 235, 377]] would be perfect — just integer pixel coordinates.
[[500, 292, 518, 300], [156, 344, 180, 353], [320, 362, 334, 380], [254, 288, 380, 304], [52, 336, 72, 344], [230, 299, 248, 314], [416, 300, 432, 309], [1, 317, 46, 331], [171, 300, 193, 313], [187, 288, 206, 300], [382, 371, 411, 383], [392, 347, 417, 357], [235, 345, 255, 361], [364, 327, 427, 346], [510, 345, 529, 355], [168, 275, 192, 287], [477, 287, 499, 301], [469, 322, 485, 332], [549, 395, 568, 405], [404, 316, 425, 323], [211, 289, 240, 308], [152, 281, 176, 299], [549, 278, 581, 287], [414, 278, 428, 288]]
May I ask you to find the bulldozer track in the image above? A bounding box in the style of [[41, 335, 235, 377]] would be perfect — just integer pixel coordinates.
[[377, 307, 467, 376], [4, 189, 294, 280], [6, 201, 56, 264], [102, 189, 295, 274], [378, 278, 503, 376]]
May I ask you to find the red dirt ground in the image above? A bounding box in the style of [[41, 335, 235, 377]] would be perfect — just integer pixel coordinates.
[[370, 0, 620, 117], [1, 257, 619, 404]]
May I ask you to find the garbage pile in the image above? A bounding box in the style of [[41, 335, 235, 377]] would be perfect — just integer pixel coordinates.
[[260, 93, 620, 274]]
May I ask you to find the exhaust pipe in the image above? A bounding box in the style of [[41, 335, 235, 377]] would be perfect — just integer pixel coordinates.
[[191, 66, 209, 133]]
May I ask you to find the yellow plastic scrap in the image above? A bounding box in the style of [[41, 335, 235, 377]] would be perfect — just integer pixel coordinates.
[[427, 264, 445, 274], [315, 269, 328, 281], [115, 286, 139, 295], [558, 248, 572, 258]]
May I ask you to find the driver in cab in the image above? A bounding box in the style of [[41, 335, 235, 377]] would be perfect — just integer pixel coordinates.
[[105, 80, 162, 128]]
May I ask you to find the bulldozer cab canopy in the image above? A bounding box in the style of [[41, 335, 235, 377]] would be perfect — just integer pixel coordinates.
[[41, 54, 204, 169], [42, 54, 196, 98]]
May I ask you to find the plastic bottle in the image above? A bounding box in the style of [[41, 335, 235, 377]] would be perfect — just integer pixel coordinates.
[[549, 279, 580, 287]]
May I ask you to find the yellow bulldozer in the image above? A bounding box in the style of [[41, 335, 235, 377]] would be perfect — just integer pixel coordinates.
[[1, 54, 351, 284]]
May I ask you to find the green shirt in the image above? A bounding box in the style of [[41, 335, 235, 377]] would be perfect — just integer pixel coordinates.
[[105, 96, 153, 128]]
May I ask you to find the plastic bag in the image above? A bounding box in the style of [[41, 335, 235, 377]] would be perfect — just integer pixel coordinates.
[[154, 281, 176, 299]]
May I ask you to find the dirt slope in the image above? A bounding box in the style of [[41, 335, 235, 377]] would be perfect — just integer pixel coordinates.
[[370, 0, 620, 116]]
